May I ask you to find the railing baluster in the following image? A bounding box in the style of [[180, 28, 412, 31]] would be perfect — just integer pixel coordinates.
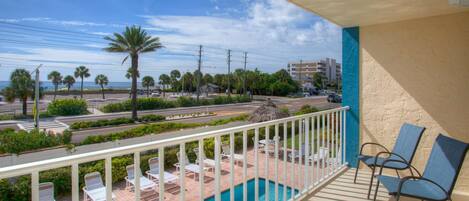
[[334, 112, 339, 172], [31, 171, 39, 201], [159, 147, 165, 201], [321, 114, 325, 180], [134, 151, 141, 201], [105, 156, 112, 201], [243, 130, 248, 201], [274, 124, 279, 201], [343, 110, 347, 166], [304, 117, 310, 189], [215, 136, 221, 201], [339, 111, 343, 165], [291, 120, 296, 201], [230, 132, 235, 201], [311, 116, 315, 186], [254, 128, 259, 201], [283, 122, 287, 201], [264, 125, 270, 201], [198, 139, 205, 201], [316, 115, 320, 184], [298, 119, 302, 193], [72, 163, 79, 201], [327, 113, 330, 177], [180, 143, 186, 201]]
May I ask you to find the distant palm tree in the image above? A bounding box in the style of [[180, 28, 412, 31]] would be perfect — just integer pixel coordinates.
[[63, 75, 75, 92], [74, 66, 90, 99], [95, 74, 109, 99], [47, 71, 62, 100], [2, 69, 34, 115], [125, 67, 139, 80], [158, 74, 170, 97], [170, 70, 181, 91], [141, 76, 155, 97], [104, 26, 163, 120]]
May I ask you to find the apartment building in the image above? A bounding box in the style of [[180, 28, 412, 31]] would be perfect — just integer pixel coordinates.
[[287, 58, 341, 85]]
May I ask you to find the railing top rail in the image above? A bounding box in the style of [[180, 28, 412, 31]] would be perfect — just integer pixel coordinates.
[[0, 106, 349, 179]]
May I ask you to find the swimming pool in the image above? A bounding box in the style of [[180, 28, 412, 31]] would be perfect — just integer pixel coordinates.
[[204, 178, 298, 201]]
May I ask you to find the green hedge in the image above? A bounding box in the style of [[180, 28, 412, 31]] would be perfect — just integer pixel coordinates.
[[295, 105, 319, 115], [69, 114, 166, 130], [47, 99, 88, 116], [0, 129, 69, 154], [101, 95, 251, 113]]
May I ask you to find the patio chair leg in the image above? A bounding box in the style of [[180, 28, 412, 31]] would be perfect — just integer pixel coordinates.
[[367, 166, 376, 199], [373, 179, 380, 201], [353, 160, 360, 183]]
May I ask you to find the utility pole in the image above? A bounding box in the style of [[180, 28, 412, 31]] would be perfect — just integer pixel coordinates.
[[227, 49, 232, 97], [196, 45, 202, 102], [33, 64, 42, 129], [243, 52, 247, 96]]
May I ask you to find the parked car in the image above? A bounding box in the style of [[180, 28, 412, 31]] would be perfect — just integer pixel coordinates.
[[327, 93, 342, 103], [151, 92, 160, 97]]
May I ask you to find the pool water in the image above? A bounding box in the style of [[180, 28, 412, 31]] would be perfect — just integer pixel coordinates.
[[205, 178, 298, 201]]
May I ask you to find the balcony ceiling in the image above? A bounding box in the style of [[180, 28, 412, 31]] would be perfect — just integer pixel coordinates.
[[289, 0, 469, 27]]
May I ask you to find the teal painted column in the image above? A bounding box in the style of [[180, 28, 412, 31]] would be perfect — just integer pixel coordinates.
[[342, 27, 359, 167]]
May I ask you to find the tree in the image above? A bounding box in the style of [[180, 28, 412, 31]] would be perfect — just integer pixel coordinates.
[[94, 74, 108, 99], [142, 76, 155, 97], [203, 73, 213, 84], [158, 74, 170, 97], [104, 25, 163, 120], [74, 66, 90, 99], [313, 73, 326, 90], [125, 67, 139, 80], [47, 71, 62, 100], [170, 70, 181, 91], [181, 72, 194, 93], [2, 69, 34, 115], [63, 75, 75, 92]]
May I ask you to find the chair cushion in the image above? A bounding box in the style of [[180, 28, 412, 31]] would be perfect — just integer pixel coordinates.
[[378, 175, 447, 201]]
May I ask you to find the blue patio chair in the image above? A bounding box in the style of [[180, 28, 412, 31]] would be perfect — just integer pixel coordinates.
[[354, 123, 426, 199], [374, 134, 469, 201]]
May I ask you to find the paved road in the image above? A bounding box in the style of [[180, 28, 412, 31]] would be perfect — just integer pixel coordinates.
[[0, 121, 247, 168]]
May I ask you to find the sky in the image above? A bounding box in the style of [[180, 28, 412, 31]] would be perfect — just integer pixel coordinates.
[[0, 0, 341, 82]]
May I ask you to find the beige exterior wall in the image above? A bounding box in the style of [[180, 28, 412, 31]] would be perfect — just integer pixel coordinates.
[[359, 11, 469, 197]]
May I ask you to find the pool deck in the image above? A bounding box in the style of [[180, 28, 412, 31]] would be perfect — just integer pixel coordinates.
[[58, 147, 338, 201]]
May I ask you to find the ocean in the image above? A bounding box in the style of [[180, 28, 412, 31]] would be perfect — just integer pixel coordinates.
[[0, 81, 142, 91]]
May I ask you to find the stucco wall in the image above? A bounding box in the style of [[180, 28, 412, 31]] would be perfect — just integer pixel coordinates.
[[359, 11, 469, 196]]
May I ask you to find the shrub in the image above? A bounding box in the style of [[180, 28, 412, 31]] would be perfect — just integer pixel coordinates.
[[47, 99, 88, 116], [0, 129, 64, 154], [176, 96, 198, 107], [138, 114, 165, 122], [295, 105, 319, 115]]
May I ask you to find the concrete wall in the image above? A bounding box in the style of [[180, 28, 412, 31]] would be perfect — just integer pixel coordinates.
[[359, 11, 469, 196]]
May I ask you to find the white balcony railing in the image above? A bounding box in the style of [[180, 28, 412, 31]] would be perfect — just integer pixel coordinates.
[[0, 106, 349, 201]]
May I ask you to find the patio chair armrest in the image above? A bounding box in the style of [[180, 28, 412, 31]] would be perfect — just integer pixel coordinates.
[[360, 143, 389, 155], [377, 158, 422, 179], [397, 176, 449, 200]]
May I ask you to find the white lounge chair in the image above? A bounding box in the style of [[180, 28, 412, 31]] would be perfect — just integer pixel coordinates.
[[176, 151, 203, 179], [146, 157, 179, 186], [83, 172, 116, 201], [39, 182, 55, 201], [308, 147, 329, 165], [193, 148, 216, 171], [125, 165, 156, 192], [288, 143, 306, 161], [221, 144, 244, 165]]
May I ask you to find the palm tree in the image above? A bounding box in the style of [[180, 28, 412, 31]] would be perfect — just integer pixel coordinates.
[[125, 67, 139, 80], [47, 71, 62, 100], [74, 66, 90, 99], [170, 70, 181, 92], [63, 75, 75, 92], [2, 69, 34, 115], [141, 76, 155, 97], [158, 74, 170, 97], [104, 26, 163, 120], [95, 74, 109, 99]]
